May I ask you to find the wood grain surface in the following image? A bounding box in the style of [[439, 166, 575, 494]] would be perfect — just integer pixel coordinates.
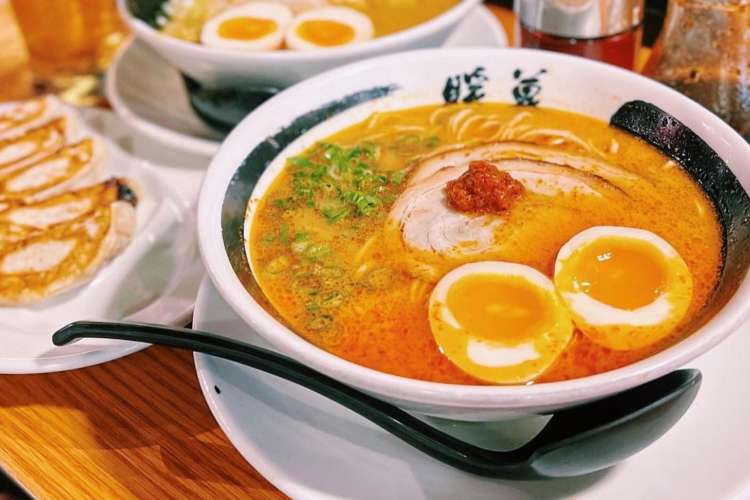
[[0, 348, 282, 499]]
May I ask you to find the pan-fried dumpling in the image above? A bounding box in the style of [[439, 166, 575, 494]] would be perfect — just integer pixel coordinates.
[[0, 178, 138, 305], [0, 96, 70, 141], [0, 118, 71, 176], [0, 138, 104, 203]]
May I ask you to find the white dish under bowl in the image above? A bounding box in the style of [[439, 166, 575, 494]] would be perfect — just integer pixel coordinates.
[[193, 278, 750, 500], [0, 106, 203, 374], [118, 0, 483, 90], [197, 48, 750, 421]]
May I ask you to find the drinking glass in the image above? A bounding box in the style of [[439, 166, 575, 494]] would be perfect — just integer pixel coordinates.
[[9, 0, 128, 104]]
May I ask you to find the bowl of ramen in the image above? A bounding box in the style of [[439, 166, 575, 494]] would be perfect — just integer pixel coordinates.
[[198, 48, 750, 420], [119, 0, 481, 89]]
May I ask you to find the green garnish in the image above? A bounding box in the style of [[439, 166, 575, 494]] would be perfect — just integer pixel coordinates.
[[278, 223, 290, 245], [273, 198, 293, 210], [390, 170, 407, 186], [260, 233, 275, 245], [282, 143, 404, 222], [304, 244, 331, 261], [425, 135, 441, 149], [342, 191, 380, 216]]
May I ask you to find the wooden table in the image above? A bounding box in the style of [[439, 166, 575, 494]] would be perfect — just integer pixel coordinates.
[[0, 5, 636, 499]]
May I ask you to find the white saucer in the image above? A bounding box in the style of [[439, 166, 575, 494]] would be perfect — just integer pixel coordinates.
[[106, 38, 225, 158], [0, 107, 204, 374], [106, 5, 508, 157], [193, 278, 750, 499]]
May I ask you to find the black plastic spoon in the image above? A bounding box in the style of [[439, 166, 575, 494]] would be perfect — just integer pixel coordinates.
[[183, 75, 278, 133], [53, 321, 701, 480]]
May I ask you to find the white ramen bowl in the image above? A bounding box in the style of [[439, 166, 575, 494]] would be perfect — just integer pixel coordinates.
[[198, 48, 750, 421], [118, 0, 482, 89]]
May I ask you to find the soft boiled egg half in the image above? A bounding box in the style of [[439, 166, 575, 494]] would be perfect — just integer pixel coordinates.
[[201, 2, 293, 51], [554, 226, 694, 351], [429, 262, 574, 384], [285, 6, 374, 50]]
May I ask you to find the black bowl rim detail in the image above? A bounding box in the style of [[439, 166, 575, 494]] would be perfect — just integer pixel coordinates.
[[611, 100, 750, 329], [126, 0, 165, 27]]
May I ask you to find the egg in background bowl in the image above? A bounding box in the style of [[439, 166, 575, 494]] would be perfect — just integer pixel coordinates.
[[554, 226, 694, 351], [429, 261, 574, 384], [285, 6, 374, 50], [201, 2, 294, 51]]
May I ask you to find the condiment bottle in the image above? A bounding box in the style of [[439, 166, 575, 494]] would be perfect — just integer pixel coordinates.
[[642, 0, 750, 139], [515, 0, 645, 70]]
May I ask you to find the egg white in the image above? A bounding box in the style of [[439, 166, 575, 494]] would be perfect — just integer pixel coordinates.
[[554, 226, 694, 350], [201, 2, 293, 51], [560, 291, 675, 327], [285, 6, 374, 50], [429, 261, 573, 383], [466, 340, 540, 367]]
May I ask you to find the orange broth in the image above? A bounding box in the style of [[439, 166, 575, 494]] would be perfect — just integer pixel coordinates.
[[249, 103, 722, 385]]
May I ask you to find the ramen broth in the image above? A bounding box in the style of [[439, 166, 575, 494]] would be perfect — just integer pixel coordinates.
[[249, 103, 722, 385], [346, 0, 461, 37]]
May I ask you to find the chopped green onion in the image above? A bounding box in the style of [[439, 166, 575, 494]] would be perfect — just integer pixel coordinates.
[[390, 170, 407, 185], [279, 223, 290, 245]]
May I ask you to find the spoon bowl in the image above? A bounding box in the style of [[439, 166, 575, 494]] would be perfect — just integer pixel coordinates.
[[53, 320, 701, 480]]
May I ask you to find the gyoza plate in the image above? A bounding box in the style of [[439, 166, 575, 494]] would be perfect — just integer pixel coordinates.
[[0, 105, 203, 373]]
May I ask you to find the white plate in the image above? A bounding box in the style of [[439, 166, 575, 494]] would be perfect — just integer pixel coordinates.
[[106, 5, 508, 157], [0, 107, 204, 374], [193, 278, 750, 500]]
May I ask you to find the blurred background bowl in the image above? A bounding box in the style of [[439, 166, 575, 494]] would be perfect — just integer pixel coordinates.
[[119, 0, 482, 90]]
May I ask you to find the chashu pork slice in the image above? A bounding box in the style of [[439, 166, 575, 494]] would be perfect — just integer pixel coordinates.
[[407, 141, 640, 189], [0, 178, 138, 305], [0, 96, 71, 141], [0, 138, 104, 203], [0, 117, 71, 177], [388, 165, 501, 257], [389, 159, 624, 255], [386, 155, 628, 281]]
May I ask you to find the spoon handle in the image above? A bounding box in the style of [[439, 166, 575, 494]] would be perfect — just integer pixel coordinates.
[[54, 321, 520, 476], [53, 321, 700, 479]]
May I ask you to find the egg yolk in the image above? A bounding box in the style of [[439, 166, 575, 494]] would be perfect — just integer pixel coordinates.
[[218, 17, 278, 40], [569, 237, 668, 310], [296, 19, 355, 47], [445, 273, 555, 345]]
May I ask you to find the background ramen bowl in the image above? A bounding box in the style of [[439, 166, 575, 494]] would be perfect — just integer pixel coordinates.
[[198, 48, 750, 421], [118, 0, 482, 90]]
